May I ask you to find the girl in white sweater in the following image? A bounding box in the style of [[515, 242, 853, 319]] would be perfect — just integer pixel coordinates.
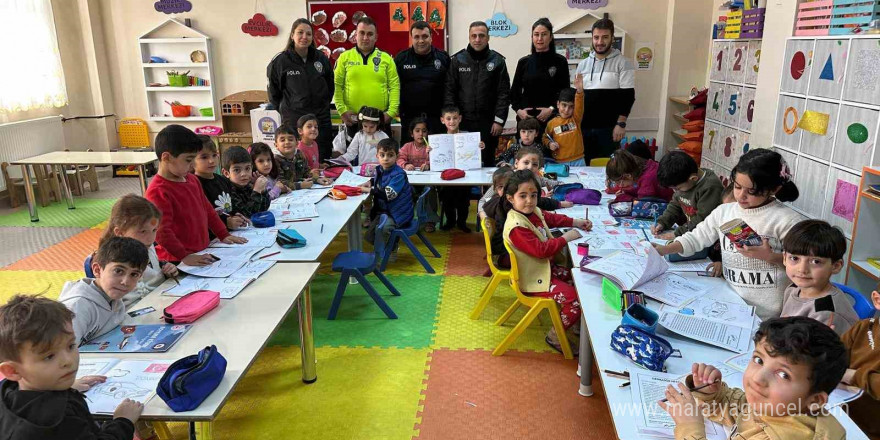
[[654, 149, 804, 319], [338, 106, 388, 166]]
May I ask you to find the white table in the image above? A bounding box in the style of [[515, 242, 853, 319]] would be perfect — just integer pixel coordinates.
[[253, 193, 368, 261], [11, 151, 157, 222], [83, 263, 319, 435], [405, 168, 495, 186]]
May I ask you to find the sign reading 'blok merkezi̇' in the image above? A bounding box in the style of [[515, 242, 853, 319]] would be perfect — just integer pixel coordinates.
[[568, 0, 608, 9]]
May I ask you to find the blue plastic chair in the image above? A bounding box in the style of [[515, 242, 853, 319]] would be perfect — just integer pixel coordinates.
[[379, 187, 441, 274], [84, 254, 95, 278], [328, 222, 401, 320], [834, 282, 876, 320]]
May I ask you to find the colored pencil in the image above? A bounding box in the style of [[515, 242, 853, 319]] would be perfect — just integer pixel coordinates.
[[259, 251, 281, 260]]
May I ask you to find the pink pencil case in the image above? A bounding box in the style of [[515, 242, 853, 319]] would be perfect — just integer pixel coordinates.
[[163, 290, 219, 324]]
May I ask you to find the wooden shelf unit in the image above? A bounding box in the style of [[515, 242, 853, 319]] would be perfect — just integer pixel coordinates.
[[845, 166, 880, 295]]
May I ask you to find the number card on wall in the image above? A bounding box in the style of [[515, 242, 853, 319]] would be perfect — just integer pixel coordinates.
[[702, 120, 721, 164], [773, 95, 805, 151], [843, 38, 880, 106], [728, 41, 749, 84], [781, 40, 813, 94], [739, 87, 756, 132], [723, 85, 743, 127], [799, 100, 837, 161], [736, 131, 750, 167], [707, 83, 726, 121], [744, 40, 761, 85], [832, 105, 879, 171], [809, 39, 848, 100], [710, 41, 730, 82], [719, 127, 738, 170]]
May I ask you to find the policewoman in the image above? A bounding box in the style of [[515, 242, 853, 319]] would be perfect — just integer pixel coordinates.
[[510, 18, 570, 134], [267, 18, 334, 161], [334, 16, 401, 138], [394, 20, 450, 142]]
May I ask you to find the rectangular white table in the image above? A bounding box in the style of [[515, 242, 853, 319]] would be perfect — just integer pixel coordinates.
[[83, 263, 319, 437], [11, 151, 157, 222], [404, 168, 495, 186]]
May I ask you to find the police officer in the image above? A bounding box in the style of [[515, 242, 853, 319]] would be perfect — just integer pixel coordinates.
[[394, 21, 450, 142], [444, 21, 510, 166], [267, 18, 334, 161]]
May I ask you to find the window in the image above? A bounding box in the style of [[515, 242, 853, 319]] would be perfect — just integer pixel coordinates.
[[0, 0, 68, 113]]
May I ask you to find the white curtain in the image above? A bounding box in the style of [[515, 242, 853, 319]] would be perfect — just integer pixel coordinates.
[[0, 0, 69, 113]]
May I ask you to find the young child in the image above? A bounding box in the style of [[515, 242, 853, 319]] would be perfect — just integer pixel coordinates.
[[653, 151, 724, 240], [145, 125, 246, 265], [513, 146, 559, 191], [222, 146, 271, 218], [0, 295, 143, 439], [654, 149, 804, 319], [662, 316, 847, 440], [503, 170, 592, 353], [295, 114, 322, 172], [397, 117, 440, 232], [780, 220, 858, 335], [605, 148, 674, 201], [193, 135, 249, 230], [543, 73, 585, 166], [100, 194, 178, 306], [358, 138, 414, 252], [250, 142, 289, 200], [497, 117, 543, 166], [59, 236, 148, 345], [437, 105, 485, 233], [840, 282, 880, 439], [707, 183, 735, 277], [274, 124, 315, 190], [340, 106, 389, 165], [479, 147, 569, 220]]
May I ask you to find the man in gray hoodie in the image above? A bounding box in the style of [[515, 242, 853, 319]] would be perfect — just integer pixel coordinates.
[[59, 236, 149, 346]]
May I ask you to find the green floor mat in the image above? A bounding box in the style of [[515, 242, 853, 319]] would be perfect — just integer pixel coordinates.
[[0, 199, 117, 227], [268, 274, 443, 349]]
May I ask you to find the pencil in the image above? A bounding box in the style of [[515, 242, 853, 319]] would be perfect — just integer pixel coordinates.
[[259, 251, 281, 260], [321, 224, 324, 234], [660, 379, 720, 402], [282, 219, 312, 223], [171, 275, 180, 285]]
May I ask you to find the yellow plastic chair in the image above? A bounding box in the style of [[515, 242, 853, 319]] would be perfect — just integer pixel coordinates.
[[469, 217, 511, 320], [589, 157, 610, 167], [493, 239, 573, 359], [118, 118, 151, 149]]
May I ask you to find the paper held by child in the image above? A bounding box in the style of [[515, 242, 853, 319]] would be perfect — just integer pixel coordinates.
[[658, 298, 758, 353], [427, 132, 482, 171], [78, 359, 171, 414], [629, 370, 726, 439], [79, 324, 191, 353], [332, 169, 371, 187]]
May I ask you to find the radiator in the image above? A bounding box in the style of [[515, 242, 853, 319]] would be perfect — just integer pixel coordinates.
[[0, 116, 65, 192]]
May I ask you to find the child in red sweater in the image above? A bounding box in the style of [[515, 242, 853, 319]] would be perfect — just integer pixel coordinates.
[[605, 148, 673, 201], [502, 170, 592, 354], [145, 125, 246, 264]]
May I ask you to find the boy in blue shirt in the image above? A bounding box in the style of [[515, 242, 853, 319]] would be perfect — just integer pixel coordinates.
[[360, 138, 414, 253]]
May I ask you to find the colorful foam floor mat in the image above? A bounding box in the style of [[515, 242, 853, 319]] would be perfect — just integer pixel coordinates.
[[0, 182, 615, 439]]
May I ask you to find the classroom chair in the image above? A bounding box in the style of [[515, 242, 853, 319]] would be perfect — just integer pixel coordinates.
[[83, 254, 95, 278], [834, 282, 876, 320], [493, 240, 573, 359], [1, 162, 61, 208], [469, 217, 512, 320], [63, 148, 99, 195], [328, 218, 401, 320], [589, 158, 610, 167], [379, 187, 441, 274]]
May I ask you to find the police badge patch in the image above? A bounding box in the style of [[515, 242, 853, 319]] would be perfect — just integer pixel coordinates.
[[548, 66, 556, 77], [373, 54, 381, 72], [314, 61, 323, 74], [434, 59, 442, 70], [487, 62, 495, 72]]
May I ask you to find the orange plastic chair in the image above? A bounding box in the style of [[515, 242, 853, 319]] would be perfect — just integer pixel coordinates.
[[589, 157, 610, 167], [493, 239, 573, 359], [469, 217, 512, 320], [118, 118, 151, 149]]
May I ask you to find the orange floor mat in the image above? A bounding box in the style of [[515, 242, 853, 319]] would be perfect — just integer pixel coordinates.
[[444, 231, 491, 277], [4, 228, 101, 271]]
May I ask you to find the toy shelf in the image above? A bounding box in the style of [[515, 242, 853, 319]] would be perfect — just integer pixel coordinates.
[[846, 166, 880, 294]]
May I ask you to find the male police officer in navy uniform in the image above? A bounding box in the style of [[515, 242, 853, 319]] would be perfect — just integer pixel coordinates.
[[395, 21, 450, 143]]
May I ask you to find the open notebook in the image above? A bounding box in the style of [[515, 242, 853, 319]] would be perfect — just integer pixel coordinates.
[[77, 358, 170, 414]]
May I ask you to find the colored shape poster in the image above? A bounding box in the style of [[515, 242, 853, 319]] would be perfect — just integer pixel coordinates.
[[831, 179, 857, 222]]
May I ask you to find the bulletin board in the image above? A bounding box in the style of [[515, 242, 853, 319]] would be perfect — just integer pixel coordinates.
[[702, 39, 762, 189], [306, 0, 447, 64], [769, 36, 880, 239]]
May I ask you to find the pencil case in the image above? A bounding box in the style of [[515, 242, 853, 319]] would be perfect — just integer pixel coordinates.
[[251, 211, 275, 228], [621, 303, 658, 334], [277, 228, 307, 248], [156, 344, 227, 412], [163, 290, 220, 324], [610, 325, 681, 372], [552, 182, 583, 201], [544, 163, 569, 177]]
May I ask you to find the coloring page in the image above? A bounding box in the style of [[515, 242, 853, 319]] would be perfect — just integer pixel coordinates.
[[453, 132, 482, 170], [427, 134, 455, 171], [83, 360, 171, 414], [272, 203, 319, 221]]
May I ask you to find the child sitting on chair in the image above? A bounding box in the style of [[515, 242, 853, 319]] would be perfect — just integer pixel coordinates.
[[222, 146, 270, 218], [840, 281, 880, 439], [502, 170, 591, 354], [662, 316, 847, 440], [359, 138, 414, 254], [780, 219, 858, 335], [497, 117, 543, 166]]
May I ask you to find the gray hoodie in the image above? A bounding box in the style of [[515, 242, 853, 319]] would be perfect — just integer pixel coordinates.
[[58, 278, 126, 346]]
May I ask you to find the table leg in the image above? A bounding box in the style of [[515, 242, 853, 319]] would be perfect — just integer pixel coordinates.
[[346, 203, 363, 285], [21, 165, 39, 222], [299, 284, 317, 383], [137, 165, 148, 194], [55, 165, 75, 210], [578, 313, 594, 397]]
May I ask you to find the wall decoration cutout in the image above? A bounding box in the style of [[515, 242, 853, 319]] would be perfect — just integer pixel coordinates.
[[568, 0, 609, 9], [154, 0, 192, 14], [843, 39, 880, 105], [819, 54, 834, 81], [797, 110, 829, 136], [790, 51, 806, 80], [427, 1, 446, 29], [410, 2, 427, 23], [486, 12, 517, 37], [389, 3, 410, 31], [783, 107, 799, 135], [831, 179, 857, 222], [848, 123, 869, 144], [242, 13, 278, 36]]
